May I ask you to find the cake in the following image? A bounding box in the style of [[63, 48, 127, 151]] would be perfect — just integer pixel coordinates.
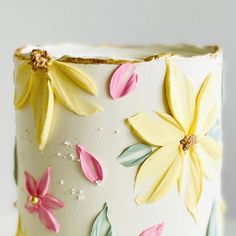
[[14, 44, 223, 236]]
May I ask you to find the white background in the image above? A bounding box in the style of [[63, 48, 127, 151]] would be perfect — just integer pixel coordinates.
[[0, 0, 235, 233]]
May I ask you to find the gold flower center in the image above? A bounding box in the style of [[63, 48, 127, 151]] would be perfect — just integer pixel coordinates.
[[29, 195, 40, 205], [180, 135, 198, 151], [30, 49, 52, 71]]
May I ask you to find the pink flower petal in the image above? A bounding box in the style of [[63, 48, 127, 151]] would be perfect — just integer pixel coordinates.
[[38, 205, 60, 233], [121, 73, 138, 97], [110, 63, 139, 99], [140, 223, 165, 236], [37, 167, 52, 197], [25, 171, 37, 195], [42, 194, 64, 210], [25, 202, 37, 213], [76, 144, 103, 184]]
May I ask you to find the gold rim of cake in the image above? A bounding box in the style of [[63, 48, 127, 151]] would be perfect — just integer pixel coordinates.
[[14, 44, 221, 65]]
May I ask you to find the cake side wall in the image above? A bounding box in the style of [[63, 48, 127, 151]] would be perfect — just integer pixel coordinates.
[[15, 54, 223, 236]]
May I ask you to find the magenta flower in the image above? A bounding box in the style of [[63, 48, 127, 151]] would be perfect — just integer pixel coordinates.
[[24, 167, 64, 233]]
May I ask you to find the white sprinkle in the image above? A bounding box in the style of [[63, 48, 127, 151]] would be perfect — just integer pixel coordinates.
[[70, 188, 76, 194], [59, 180, 64, 185], [95, 180, 101, 184], [68, 153, 75, 161], [57, 152, 62, 157], [79, 190, 84, 194], [78, 194, 85, 200], [114, 130, 120, 134], [64, 141, 72, 147]]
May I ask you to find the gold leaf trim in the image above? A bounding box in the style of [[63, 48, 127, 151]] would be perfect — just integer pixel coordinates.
[[14, 45, 221, 65]]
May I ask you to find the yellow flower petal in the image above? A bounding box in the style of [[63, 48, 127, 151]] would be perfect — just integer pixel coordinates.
[[194, 136, 222, 180], [191, 71, 219, 135], [51, 61, 97, 95], [14, 62, 32, 109], [16, 215, 27, 236], [165, 60, 195, 133], [49, 63, 102, 116], [135, 142, 183, 204], [156, 112, 182, 130], [127, 113, 184, 147], [185, 150, 203, 220], [30, 72, 54, 150]]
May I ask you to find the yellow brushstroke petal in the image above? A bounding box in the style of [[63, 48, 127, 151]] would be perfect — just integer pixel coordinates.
[[185, 150, 203, 220], [14, 62, 32, 109], [49, 63, 102, 116], [127, 113, 184, 147], [16, 215, 27, 236], [30, 72, 54, 150], [191, 72, 219, 135], [156, 112, 182, 130], [165, 60, 195, 133], [195, 136, 222, 180], [135, 142, 183, 204], [52, 61, 97, 95]]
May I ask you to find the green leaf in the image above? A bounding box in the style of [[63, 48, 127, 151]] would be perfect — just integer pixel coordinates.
[[117, 144, 152, 167], [208, 120, 221, 141], [206, 201, 222, 236], [14, 142, 18, 185], [91, 203, 112, 236]]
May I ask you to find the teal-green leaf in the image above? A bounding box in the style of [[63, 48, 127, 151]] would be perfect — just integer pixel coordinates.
[[208, 120, 221, 141], [91, 203, 112, 236], [117, 144, 152, 167], [206, 201, 222, 236], [14, 143, 18, 185]]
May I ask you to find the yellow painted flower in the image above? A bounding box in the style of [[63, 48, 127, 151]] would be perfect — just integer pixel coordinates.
[[16, 215, 27, 236], [127, 60, 222, 219], [14, 49, 102, 150]]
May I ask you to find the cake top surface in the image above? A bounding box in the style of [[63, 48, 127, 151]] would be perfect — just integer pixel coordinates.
[[15, 44, 220, 64]]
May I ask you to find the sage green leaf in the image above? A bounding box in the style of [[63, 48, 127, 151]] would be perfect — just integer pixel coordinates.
[[91, 203, 112, 236], [206, 201, 222, 236], [14, 142, 18, 185], [117, 144, 152, 167], [208, 120, 221, 141]]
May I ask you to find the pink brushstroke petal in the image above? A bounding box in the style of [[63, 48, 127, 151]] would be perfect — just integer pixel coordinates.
[[42, 195, 64, 210], [140, 223, 165, 236], [121, 73, 139, 97], [38, 205, 60, 233], [25, 202, 37, 213], [37, 167, 52, 197], [25, 172, 37, 195], [76, 144, 103, 184], [110, 63, 139, 99]]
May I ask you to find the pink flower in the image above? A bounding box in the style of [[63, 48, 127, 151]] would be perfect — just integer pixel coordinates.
[[24, 167, 64, 233]]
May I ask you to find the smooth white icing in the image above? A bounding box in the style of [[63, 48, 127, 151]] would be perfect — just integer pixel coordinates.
[[15, 46, 223, 236]]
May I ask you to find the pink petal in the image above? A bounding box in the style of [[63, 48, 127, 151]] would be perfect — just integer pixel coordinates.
[[25, 202, 37, 213], [25, 171, 37, 195], [37, 167, 52, 197], [110, 63, 139, 99], [38, 205, 60, 233], [42, 194, 64, 210], [76, 144, 103, 184], [121, 73, 138, 97], [140, 223, 165, 236]]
